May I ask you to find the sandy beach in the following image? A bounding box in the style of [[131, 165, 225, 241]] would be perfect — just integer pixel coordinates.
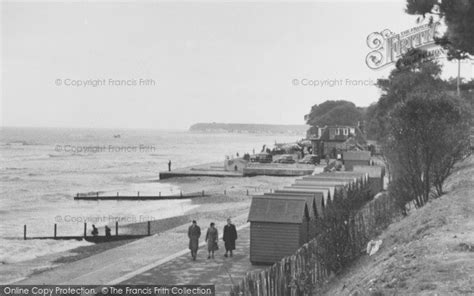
[[8, 174, 298, 284]]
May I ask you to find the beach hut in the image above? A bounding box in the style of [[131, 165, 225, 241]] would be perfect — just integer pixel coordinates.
[[297, 175, 374, 203], [262, 193, 317, 220], [270, 190, 326, 220], [290, 180, 350, 201], [263, 193, 319, 239], [353, 165, 385, 195], [302, 173, 368, 186], [342, 151, 371, 171], [278, 186, 333, 212], [310, 171, 370, 188], [248, 196, 310, 264]]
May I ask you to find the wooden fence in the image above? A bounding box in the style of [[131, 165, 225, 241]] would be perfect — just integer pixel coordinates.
[[229, 192, 397, 296]]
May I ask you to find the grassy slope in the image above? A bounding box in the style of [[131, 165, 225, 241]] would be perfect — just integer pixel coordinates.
[[319, 155, 474, 296]]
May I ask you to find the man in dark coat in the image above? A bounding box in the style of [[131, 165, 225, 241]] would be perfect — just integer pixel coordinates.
[[223, 218, 237, 257], [188, 220, 201, 260]]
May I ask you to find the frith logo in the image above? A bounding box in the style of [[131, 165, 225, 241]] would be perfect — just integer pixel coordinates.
[[366, 22, 444, 70]]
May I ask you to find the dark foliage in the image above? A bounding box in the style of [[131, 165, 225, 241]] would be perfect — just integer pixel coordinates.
[[366, 49, 444, 141], [305, 100, 365, 128], [406, 0, 474, 56], [314, 180, 372, 273], [384, 81, 471, 208]]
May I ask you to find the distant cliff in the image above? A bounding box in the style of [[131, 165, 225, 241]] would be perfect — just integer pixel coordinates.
[[189, 123, 308, 135]]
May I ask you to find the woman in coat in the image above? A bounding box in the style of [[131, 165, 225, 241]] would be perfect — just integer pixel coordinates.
[[205, 222, 218, 259], [188, 220, 201, 261]]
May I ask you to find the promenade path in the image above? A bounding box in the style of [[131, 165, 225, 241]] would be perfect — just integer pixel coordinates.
[[121, 225, 267, 296], [16, 213, 254, 285]]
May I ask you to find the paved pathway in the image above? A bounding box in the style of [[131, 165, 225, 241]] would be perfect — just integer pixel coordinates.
[[17, 214, 250, 285], [121, 226, 266, 296]]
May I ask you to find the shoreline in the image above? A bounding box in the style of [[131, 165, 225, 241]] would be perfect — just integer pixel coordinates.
[[6, 174, 299, 284]]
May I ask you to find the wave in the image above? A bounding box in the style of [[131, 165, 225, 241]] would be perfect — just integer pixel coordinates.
[[4, 140, 39, 146], [48, 153, 89, 158], [1, 154, 52, 162], [41, 193, 70, 201], [0, 176, 22, 182], [0, 238, 93, 264], [27, 173, 43, 177]]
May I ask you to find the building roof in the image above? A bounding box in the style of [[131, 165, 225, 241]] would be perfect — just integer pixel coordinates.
[[262, 193, 317, 218], [280, 186, 333, 204], [248, 197, 309, 224], [353, 165, 385, 178], [320, 171, 369, 182], [343, 151, 371, 161]]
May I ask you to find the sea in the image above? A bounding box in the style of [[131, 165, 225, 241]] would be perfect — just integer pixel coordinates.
[[0, 127, 301, 283]]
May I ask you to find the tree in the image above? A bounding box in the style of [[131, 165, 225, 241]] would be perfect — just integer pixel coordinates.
[[365, 49, 445, 140], [385, 93, 470, 207], [406, 0, 474, 56], [368, 48, 472, 209], [305, 100, 364, 128]]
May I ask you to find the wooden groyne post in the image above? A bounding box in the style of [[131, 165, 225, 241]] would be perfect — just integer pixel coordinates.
[[115, 221, 119, 236], [24, 225, 26, 240], [54, 224, 57, 238], [84, 223, 87, 238], [147, 221, 151, 236]]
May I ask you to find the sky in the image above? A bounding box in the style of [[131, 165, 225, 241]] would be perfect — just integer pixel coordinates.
[[1, 0, 472, 130]]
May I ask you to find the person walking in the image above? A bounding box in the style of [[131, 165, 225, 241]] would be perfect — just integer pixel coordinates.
[[168, 160, 172, 172], [188, 220, 201, 261], [223, 218, 237, 258], [205, 222, 218, 259]]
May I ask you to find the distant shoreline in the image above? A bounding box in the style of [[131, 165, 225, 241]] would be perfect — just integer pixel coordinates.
[[189, 122, 308, 135]]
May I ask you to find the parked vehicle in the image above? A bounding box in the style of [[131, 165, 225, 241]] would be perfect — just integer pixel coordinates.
[[298, 154, 320, 165], [250, 153, 273, 163], [273, 155, 296, 164]]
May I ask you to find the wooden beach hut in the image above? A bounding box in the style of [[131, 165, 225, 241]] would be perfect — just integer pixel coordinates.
[[302, 174, 366, 186], [262, 193, 317, 220], [248, 196, 310, 264], [310, 171, 369, 187], [290, 180, 351, 201], [277, 187, 332, 215], [263, 193, 319, 239], [303, 172, 371, 196], [353, 165, 385, 195]]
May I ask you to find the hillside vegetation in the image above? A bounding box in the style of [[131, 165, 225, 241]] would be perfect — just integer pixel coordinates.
[[319, 155, 474, 296]]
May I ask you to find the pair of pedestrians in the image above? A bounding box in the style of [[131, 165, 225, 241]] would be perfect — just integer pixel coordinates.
[[187, 218, 238, 260]]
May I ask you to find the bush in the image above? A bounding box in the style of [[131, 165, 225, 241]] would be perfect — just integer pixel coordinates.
[[385, 93, 471, 208]]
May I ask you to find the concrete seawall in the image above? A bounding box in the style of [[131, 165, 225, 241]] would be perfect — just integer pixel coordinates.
[[243, 164, 316, 177], [159, 161, 243, 179]]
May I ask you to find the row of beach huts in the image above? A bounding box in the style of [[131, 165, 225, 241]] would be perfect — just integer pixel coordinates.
[[247, 162, 385, 264]]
